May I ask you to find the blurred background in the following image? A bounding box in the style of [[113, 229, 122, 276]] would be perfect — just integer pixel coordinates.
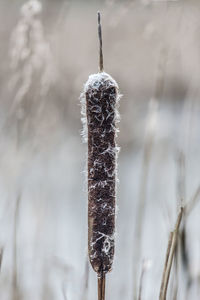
[[0, 0, 200, 299]]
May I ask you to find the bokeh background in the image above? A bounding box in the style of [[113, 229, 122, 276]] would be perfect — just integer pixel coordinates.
[[0, 0, 200, 299]]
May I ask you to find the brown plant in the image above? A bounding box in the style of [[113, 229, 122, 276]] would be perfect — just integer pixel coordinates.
[[81, 12, 120, 300]]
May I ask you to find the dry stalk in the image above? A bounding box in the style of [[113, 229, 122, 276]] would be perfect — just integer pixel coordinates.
[[159, 232, 173, 299], [172, 245, 178, 300], [159, 207, 184, 300]]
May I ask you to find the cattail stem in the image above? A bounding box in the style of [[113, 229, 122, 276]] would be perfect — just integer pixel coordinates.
[[98, 12, 104, 72], [98, 272, 106, 300]]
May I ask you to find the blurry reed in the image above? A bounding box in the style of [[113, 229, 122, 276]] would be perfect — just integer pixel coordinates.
[[8, 0, 56, 145], [10, 0, 56, 100], [81, 12, 120, 300]]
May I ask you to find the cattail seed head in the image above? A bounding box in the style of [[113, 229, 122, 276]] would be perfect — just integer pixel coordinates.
[[81, 72, 120, 275]]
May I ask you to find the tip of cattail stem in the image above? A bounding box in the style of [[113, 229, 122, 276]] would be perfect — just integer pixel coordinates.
[[98, 272, 106, 300], [98, 12, 104, 72]]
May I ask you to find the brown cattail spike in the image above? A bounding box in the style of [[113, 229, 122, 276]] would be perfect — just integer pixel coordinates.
[[86, 73, 119, 275], [98, 12, 104, 72]]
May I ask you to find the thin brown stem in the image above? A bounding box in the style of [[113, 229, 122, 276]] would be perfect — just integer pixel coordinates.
[[98, 12, 104, 72], [159, 232, 173, 300], [98, 272, 106, 300], [159, 207, 184, 300], [172, 243, 179, 300]]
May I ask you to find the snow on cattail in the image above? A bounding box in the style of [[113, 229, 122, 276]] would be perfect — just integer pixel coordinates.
[[81, 12, 120, 300]]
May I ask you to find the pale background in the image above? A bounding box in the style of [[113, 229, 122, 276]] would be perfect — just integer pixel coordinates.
[[0, 0, 200, 299]]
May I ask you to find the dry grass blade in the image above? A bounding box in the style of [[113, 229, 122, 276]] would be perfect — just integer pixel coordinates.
[[159, 207, 184, 300], [159, 232, 173, 300], [172, 238, 179, 300]]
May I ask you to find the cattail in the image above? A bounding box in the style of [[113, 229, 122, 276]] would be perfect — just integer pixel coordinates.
[[81, 12, 120, 300]]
